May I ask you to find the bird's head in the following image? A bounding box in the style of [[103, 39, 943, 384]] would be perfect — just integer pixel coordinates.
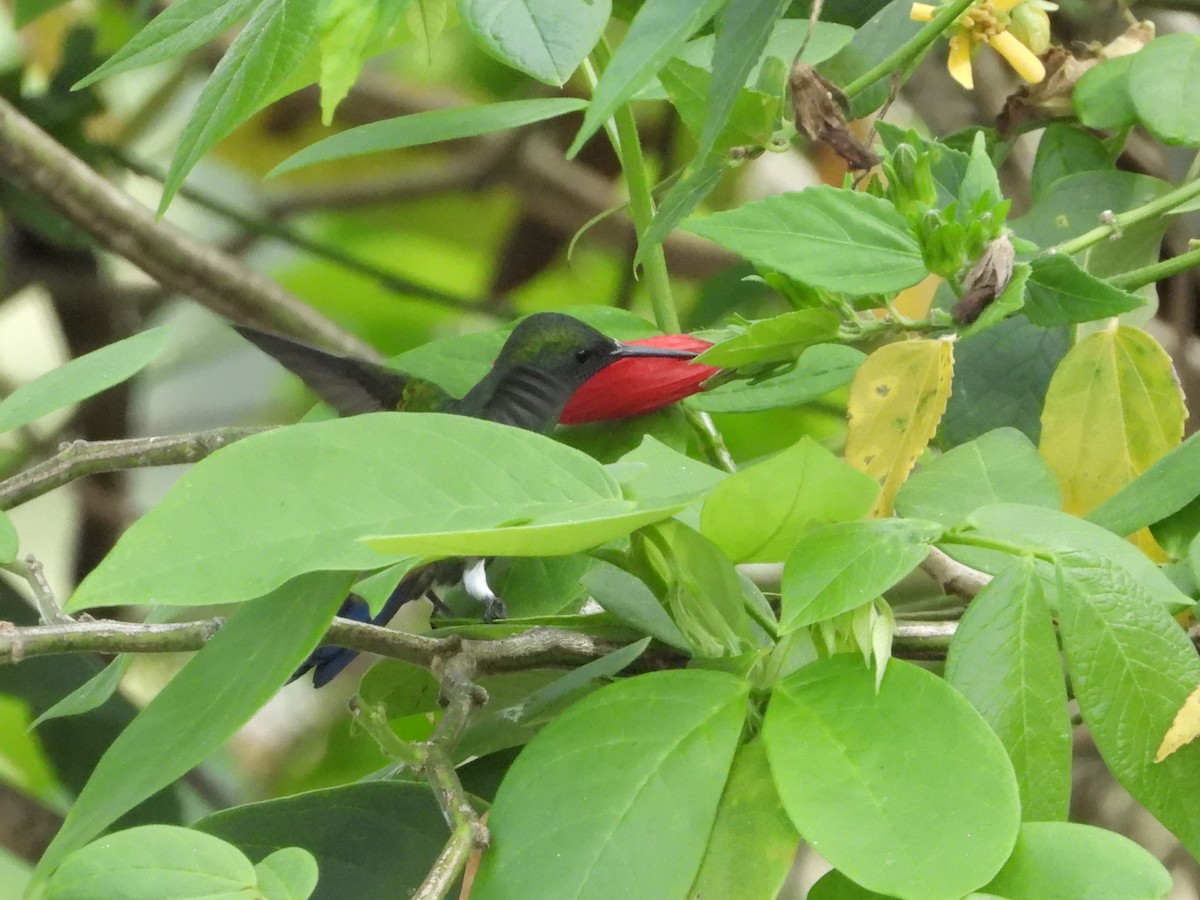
[[496, 312, 698, 393]]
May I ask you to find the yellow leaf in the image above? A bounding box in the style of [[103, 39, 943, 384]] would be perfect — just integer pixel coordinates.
[[845, 338, 955, 516], [1039, 326, 1185, 558], [1157, 682, 1200, 763]]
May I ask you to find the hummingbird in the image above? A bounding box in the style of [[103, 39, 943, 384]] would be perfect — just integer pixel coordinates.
[[235, 312, 699, 686]]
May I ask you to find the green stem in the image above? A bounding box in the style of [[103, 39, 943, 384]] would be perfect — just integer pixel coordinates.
[[1053, 174, 1200, 256], [843, 0, 980, 99], [939, 532, 1054, 564], [1108, 244, 1200, 292], [585, 46, 680, 333]]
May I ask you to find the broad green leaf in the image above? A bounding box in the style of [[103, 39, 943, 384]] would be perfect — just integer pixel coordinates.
[[945, 560, 1071, 821], [254, 847, 319, 900], [460, 0, 610, 86], [688, 740, 798, 900], [366, 498, 686, 558], [37, 572, 352, 875], [162, 0, 319, 211], [983, 821, 1172, 900], [645, 520, 757, 657], [701, 436, 879, 563], [845, 338, 955, 516], [683, 187, 926, 295], [568, 0, 725, 156], [1128, 33, 1200, 146], [1030, 125, 1114, 200], [1073, 55, 1137, 130], [317, 0, 407, 124], [607, 435, 727, 507], [1023, 255, 1144, 327], [1152, 493, 1200, 560], [764, 656, 1020, 900], [46, 826, 261, 899], [697, 309, 841, 368], [0, 510, 15, 564], [0, 327, 169, 435], [580, 562, 690, 650], [895, 427, 1060, 527], [692, 343, 865, 413], [196, 782, 449, 900], [75, 0, 258, 88], [940, 316, 1069, 447], [69, 415, 666, 610], [1039, 326, 1185, 558], [407, 0, 448, 56], [1088, 430, 1200, 540], [699, 0, 790, 160], [955, 503, 1192, 613], [1055, 554, 1200, 861], [471, 670, 750, 900], [780, 519, 942, 632], [486, 554, 592, 616], [270, 97, 587, 175]]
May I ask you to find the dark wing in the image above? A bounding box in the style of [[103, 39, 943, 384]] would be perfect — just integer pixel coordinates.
[[234, 325, 410, 416]]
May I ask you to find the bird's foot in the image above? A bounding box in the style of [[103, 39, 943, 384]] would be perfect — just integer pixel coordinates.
[[483, 594, 508, 623], [464, 558, 508, 622]]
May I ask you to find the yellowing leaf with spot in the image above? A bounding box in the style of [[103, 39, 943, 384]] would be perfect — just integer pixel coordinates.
[[1039, 326, 1185, 559], [1157, 682, 1200, 763], [845, 338, 954, 516]]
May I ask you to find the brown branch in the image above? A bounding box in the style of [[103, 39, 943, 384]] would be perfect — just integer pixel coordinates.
[[0, 427, 268, 510], [0, 615, 959, 668], [0, 95, 375, 357]]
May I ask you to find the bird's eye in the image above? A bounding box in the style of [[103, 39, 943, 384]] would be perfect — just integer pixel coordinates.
[[574, 348, 591, 364]]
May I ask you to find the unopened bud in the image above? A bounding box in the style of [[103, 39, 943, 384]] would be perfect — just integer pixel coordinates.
[[952, 235, 1016, 325]]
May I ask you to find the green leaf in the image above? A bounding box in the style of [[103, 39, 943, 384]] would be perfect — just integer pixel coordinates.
[[1073, 55, 1137, 130], [646, 520, 757, 657], [32, 656, 133, 728], [808, 869, 897, 899], [487, 554, 592, 616], [701, 436, 879, 563], [1087, 430, 1200, 539], [780, 519, 942, 632], [1023, 255, 1144, 326], [607, 435, 727, 506], [982, 821, 1172, 900], [1128, 33, 1200, 147], [254, 846, 319, 900], [895, 427, 1060, 527], [763, 656, 1020, 900], [638, 154, 732, 263], [46, 826, 262, 899], [196, 782, 449, 900], [75, 0, 258, 88], [580, 561, 690, 650], [459, 0, 610, 86], [945, 559, 1071, 821], [317, 0, 406, 125], [0, 510, 16, 564], [1055, 554, 1200, 861], [692, 343, 865, 413], [471, 670, 749, 899], [698, 0, 789, 158], [956, 503, 1192, 612], [0, 327, 169, 435], [568, 0, 725, 156], [698, 309, 841, 368], [816, 0, 921, 117], [683, 187, 926, 295], [940, 315, 1069, 446], [69, 415, 677, 610], [270, 97, 587, 176], [161, 0, 320, 211], [37, 572, 352, 876], [357, 660, 441, 718], [1030, 124, 1113, 200], [688, 740, 798, 900]]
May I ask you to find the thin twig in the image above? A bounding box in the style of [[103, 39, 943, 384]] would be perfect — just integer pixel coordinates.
[[921, 546, 992, 599], [0, 427, 268, 510], [0, 555, 69, 623], [0, 96, 375, 357]]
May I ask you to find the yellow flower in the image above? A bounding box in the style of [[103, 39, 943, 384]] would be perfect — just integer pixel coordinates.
[[911, 0, 1055, 90]]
